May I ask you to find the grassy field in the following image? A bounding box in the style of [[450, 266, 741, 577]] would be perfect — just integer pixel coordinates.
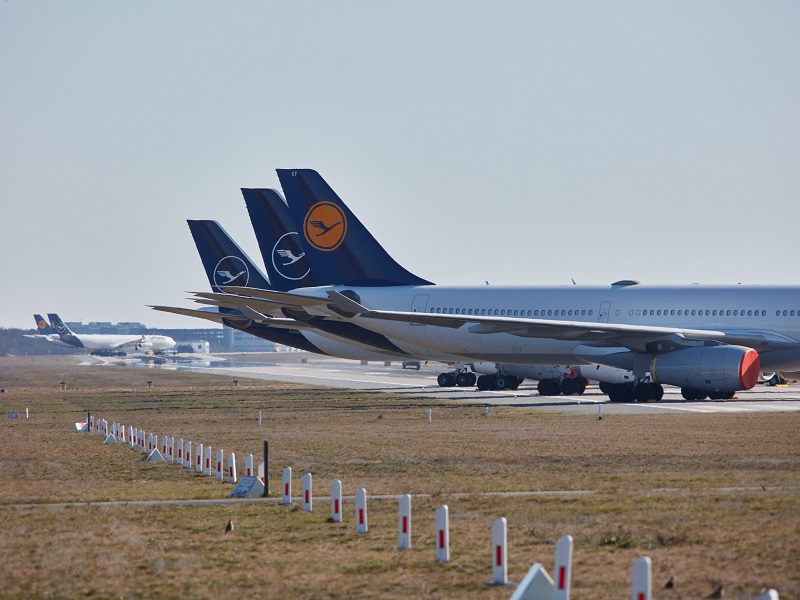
[[0, 356, 797, 599]]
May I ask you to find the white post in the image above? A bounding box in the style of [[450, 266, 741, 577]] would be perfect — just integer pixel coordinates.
[[553, 535, 574, 600], [196, 443, 203, 473], [598, 404, 602, 420], [177, 439, 183, 464], [258, 461, 264, 483], [245, 454, 253, 477], [204, 445, 212, 476], [184, 441, 192, 469], [398, 494, 411, 549], [129, 426, 135, 447], [282, 467, 292, 504], [631, 557, 651, 600], [435, 505, 450, 562], [331, 480, 342, 522], [428, 409, 432, 423], [216, 449, 224, 481], [161, 435, 167, 455], [228, 453, 237, 483], [258, 410, 262, 427], [492, 517, 508, 585], [302, 473, 313, 512], [168, 437, 175, 464], [26, 408, 29, 419], [355, 488, 368, 533], [118, 424, 125, 443]]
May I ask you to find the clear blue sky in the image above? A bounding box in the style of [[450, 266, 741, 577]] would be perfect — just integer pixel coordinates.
[[2, 2, 799, 330]]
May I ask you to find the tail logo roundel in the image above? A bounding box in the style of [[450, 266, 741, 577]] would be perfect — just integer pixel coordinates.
[[303, 202, 347, 252], [213, 256, 250, 292], [38, 319, 48, 331]]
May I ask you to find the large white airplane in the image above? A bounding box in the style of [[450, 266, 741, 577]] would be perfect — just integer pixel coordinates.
[[201, 169, 800, 403], [46, 314, 176, 353]]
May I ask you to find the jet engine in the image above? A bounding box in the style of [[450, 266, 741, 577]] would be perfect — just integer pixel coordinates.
[[136, 341, 153, 351], [650, 345, 760, 392]]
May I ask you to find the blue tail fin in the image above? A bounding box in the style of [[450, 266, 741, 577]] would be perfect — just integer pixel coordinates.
[[34, 314, 55, 334], [276, 169, 433, 287], [241, 188, 315, 291], [47, 313, 83, 347], [187, 220, 271, 294]]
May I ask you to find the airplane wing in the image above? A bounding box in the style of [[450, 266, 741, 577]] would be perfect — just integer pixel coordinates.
[[325, 291, 795, 354], [220, 286, 331, 308], [149, 305, 314, 330]]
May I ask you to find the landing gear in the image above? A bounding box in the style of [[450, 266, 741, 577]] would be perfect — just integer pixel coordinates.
[[456, 372, 477, 387], [475, 373, 522, 391], [681, 388, 709, 401], [536, 376, 587, 397], [437, 373, 456, 387], [707, 390, 736, 400], [608, 382, 635, 403]]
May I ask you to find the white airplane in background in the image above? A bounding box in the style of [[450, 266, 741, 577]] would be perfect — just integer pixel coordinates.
[[201, 169, 800, 403], [46, 313, 176, 353]]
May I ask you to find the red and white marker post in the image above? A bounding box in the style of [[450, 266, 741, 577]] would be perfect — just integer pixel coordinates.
[[435, 505, 450, 562], [631, 556, 651, 600], [302, 473, 313, 512], [282, 467, 292, 504], [228, 453, 237, 484], [204, 445, 212, 476], [331, 480, 342, 522], [195, 443, 203, 472], [215, 449, 223, 480], [398, 494, 411, 549], [492, 517, 508, 585], [162, 436, 167, 455], [245, 454, 253, 477], [355, 488, 368, 534], [553, 534, 574, 600], [177, 439, 183, 464], [129, 426, 135, 448], [168, 437, 175, 463], [184, 441, 192, 469]]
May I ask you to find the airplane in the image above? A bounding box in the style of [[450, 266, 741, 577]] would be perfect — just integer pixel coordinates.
[[23, 313, 72, 345], [151, 217, 414, 361], [46, 314, 176, 353], [209, 169, 800, 403]]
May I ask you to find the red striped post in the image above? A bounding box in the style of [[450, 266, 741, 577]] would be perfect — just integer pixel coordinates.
[[435, 505, 450, 562], [355, 488, 368, 534], [228, 453, 237, 484], [331, 480, 342, 523], [282, 467, 292, 505], [302, 473, 313, 512], [491, 517, 508, 585], [398, 494, 411, 549], [631, 557, 651, 600], [553, 535, 573, 600]]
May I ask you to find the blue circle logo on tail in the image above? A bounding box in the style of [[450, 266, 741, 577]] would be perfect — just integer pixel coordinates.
[[303, 201, 347, 251], [272, 232, 311, 281], [213, 256, 250, 292]]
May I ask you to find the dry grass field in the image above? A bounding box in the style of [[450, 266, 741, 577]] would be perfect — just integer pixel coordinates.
[[0, 356, 798, 599]]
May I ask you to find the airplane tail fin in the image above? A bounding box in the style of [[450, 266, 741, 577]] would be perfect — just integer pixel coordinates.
[[276, 169, 433, 287], [34, 314, 55, 334], [241, 188, 315, 291], [47, 313, 73, 336], [187, 220, 272, 294]]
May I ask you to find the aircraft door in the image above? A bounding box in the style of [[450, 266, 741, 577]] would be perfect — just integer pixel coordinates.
[[411, 294, 429, 327], [599, 301, 611, 323]]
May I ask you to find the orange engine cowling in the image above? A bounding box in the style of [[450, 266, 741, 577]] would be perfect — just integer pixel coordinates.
[[650, 346, 760, 392]]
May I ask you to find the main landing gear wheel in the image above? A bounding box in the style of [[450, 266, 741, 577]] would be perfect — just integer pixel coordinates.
[[707, 390, 736, 400], [456, 372, 477, 387], [437, 373, 456, 387], [608, 382, 635, 403], [537, 378, 561, 396], [681, 388, 709, 401]]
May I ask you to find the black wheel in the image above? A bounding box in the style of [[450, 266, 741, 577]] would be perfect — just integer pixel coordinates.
[[465, 372, 477, 387], [651, 384, 664, 401], [708, 391, 725, 400], [723, 391, 735, 399], [476, 375, 491, 391], [456, 372, 470, 387], [560, 378, 579, 396], [437, 373, 455, 387], [576, 377, 588, 395], [598, 381, 611, 394], [494, 376, 507, 390], [610, 383, 634, 403], [634, 382, 654, 402]]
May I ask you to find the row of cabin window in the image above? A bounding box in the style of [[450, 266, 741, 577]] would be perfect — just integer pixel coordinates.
[[430, 308, 594, 317], [629, 309, 768, 317]]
